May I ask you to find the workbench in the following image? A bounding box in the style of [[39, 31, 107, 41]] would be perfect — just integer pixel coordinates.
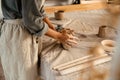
[[40, 3, 116, 80]]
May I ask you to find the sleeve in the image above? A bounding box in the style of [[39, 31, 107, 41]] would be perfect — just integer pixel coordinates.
[[21, 0, 48, 36], [35, 0, 47, 18], [40, 5, 47, 18]]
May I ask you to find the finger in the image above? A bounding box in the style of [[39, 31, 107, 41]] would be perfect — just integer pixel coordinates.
[[68, 35, 79, 40], [62, 43, 72, 50], [67, 39, 78, 44], [71, 36, 79, 40]]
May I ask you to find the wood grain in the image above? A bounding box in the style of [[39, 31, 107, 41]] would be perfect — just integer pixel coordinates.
[[45, 3, 107, 13], [59, 56, 111, 75]]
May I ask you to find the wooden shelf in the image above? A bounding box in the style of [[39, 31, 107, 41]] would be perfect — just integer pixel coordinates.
[[45, 2, 107, 13]]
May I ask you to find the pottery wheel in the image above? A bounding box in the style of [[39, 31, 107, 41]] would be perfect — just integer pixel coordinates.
[[49, 17, 72, 27]]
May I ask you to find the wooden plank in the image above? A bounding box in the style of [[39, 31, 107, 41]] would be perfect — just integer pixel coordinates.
[[59, 56, 111, 75], [45, 3, 107, 13], [57, 54, 108, 71], [53, 53, 108, 71], [81, 0, 107, 4], [53, 55, 93, 70]]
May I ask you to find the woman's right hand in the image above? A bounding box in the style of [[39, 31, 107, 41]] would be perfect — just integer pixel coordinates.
[[57, 33, 69, 43], [45, 28, 67, 40], [57, 32, 78, 47]]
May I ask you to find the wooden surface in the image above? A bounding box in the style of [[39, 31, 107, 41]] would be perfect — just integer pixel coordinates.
[[41, 9, 114, 80], [45, 3, 107, 13]]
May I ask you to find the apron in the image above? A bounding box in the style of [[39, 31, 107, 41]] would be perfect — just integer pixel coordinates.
[[0, 19, 42, 80]]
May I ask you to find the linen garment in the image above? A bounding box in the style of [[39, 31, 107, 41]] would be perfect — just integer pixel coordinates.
[[0, 0, 47, 80], [0, 19, 40, 80], [1, 0, 48, 36]]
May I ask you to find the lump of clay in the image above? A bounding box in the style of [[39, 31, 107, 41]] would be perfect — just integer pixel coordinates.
[[60, 28, 79, 50]]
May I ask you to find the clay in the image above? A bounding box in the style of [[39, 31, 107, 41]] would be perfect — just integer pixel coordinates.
[[59, 28, 78, 50], [98, 25, 107, 38], [54, 10, 64, 20]]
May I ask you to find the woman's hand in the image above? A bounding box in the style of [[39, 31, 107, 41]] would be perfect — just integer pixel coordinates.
[[45, 28, 78, 49], [56, 32, 68, 42], [45, 28, 69, 42]]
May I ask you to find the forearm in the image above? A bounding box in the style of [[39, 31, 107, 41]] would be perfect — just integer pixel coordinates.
[[43, 17, 55, 30], [43, 17, 51, 25], [45, 28, 60, 39], [45, 28, 69, 42]]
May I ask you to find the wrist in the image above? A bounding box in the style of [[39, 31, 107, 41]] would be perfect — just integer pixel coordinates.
[[45, 28, 61, 39], [56, 32, 62, 40]]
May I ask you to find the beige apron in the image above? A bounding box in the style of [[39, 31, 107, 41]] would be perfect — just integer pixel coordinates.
[[0, 19, 42, 80]]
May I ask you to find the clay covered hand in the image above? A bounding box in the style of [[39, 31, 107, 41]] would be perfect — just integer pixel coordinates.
[[59, 28, 79, 49], [61, 37, 78, 50]]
